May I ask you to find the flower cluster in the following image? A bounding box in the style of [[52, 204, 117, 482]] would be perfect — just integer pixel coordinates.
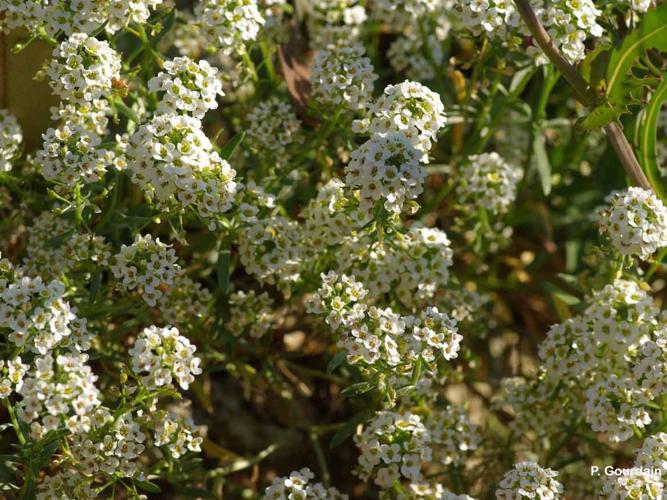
[[345, 133, 424, 215], [354, 81, 447, 157], [110, 234, 181, 307], [0, 110, 22, 172], [0, 357, 28, 398], [456, 152, 523, 216], [228, 289, 275, 338], [310, 45, 377, 111], [46, 33, 122, 107], [354, 411, 432, 487], [264, 467, 348, 499], [537, 279, 660, 442], [127, 114, 238, 220], [456, 0, 603, 62], [0, 266, 79, 354], [153, 405, 204, 458], [427, 406, 480, 466], [332, 226, 454, 307], [246, 97, 303, 159], [37, 122, 117, 184], [306, 0, 367, 48], [597, 187, 667, 261], [18, 352, 101, 438], [238, 211, 303, 291], [0, 0, 163, 37], [129, 325, 202, 390], [148, 56, 224, 119], [496, 462, 563, 499], [309, 272, 461, 374], [195, 0, 266, 54]]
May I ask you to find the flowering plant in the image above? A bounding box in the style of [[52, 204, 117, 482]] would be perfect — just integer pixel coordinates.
[[1, 0, 667, 498]]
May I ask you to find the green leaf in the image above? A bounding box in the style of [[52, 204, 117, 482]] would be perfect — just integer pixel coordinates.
[[340, 381, 375, 397], [326, 351, 347, 374], [579, 43, 611, 88], [576, 102, 626, 130], [135, 480, 162, 494], [606, 3, 667, 106], [639, 78, 667, 201], [329, 411, 367, 449], [219, 131, 246, 161], [532, 131, 552, 195], [113, 99, 141, 125]]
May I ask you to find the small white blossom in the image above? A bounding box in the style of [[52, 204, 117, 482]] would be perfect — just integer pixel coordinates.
[[129, 325, 202, 391]]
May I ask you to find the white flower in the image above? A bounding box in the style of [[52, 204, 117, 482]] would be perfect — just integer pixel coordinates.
[[47, 33, 121, 106], [456, 152, 523, 215], [0, 110, 22, 172], [195, 0, 265, 55], [246, 97, 302, 159], [597, 187, 667, 261], [311, 44, 377, 111], [354, 81, 446, 158], [496, 462, 563, 499], [345, 132, 424, 215], [354, 411, 432, 487], [148, 56, 224, 119], [129, 325, 202, 390], [127, 114, 238, 220], [110, 234, 181, 307]]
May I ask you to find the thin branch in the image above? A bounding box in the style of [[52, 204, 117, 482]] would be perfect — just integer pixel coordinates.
[[514, 0, 653, 191]]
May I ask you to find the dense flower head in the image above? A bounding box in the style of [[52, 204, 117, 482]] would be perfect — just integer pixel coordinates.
[[371, 0, 443, 31], [311, 44, 377, 111], [127, 113, 238, 220], [309, 272, 462, 374], [456, 0, 603, 63], [537, 278, 661, 442], [0, 110, 22, 172], [195, 0, 266, 54], [336, 226, 454, 307], [47, 33, 122, 106], [18, 352, 101, 439], [66, 410, 147, 479], [427, 406, 480, 466], [0, 0, 163, 36], [110, 234, 181, 307], [153, 404, 204, 458], [456, 152, 523, 215], [601, 470, 663, 499], [264, 467, 348, 499], [0, 357, 28, 398], [0, 271, 79, 354], [306, 0, 368, 48], [636, 432, 667, 472], [496, 462, 563, 499], [238, 211, 302, 291], [37, 122, 117, 184], [354, 411, 432, 487], [246, 97, 303, 159], [228, 289, 275, 338], [353, 81, 447, 157], [597, 187, 667, 261], [129, 325, 202, 390], [345, 132, 424, 215], [148, 56, 224, 119]]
